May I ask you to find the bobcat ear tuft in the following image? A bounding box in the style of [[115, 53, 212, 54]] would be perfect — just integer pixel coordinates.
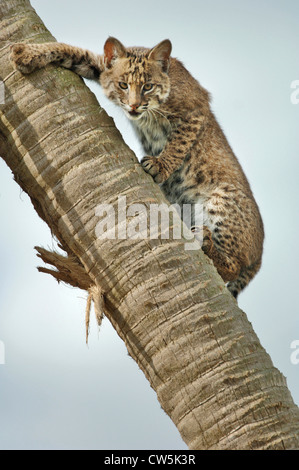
[[148, 39, 172, 72], [104, 37, 126, 67]]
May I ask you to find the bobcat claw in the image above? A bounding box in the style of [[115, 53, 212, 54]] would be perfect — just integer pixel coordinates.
[[141, 156, 168, 183]]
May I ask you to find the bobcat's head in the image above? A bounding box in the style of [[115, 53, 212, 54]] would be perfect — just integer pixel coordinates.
[[100, 37, 172, 120]]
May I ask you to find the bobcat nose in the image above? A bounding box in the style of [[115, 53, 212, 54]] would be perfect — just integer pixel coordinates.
[[130, 103, 140, 111]]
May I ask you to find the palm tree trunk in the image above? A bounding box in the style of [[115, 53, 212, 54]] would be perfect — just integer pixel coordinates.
[[1, 0, 299, 450]]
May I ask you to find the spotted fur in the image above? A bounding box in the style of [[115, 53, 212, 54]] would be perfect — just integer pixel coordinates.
[[10, 37, 264, 298]]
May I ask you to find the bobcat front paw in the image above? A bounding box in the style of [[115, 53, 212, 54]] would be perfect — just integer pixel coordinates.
[[200, 225, 213, 254], [141, 156, 168, 183], [10, 43, 38, 74]]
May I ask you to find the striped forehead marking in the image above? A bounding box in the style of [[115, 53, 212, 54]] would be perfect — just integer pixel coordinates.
[[124, 54, 150, 84]]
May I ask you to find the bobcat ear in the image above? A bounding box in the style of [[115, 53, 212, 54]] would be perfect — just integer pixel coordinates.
[[104, 37, 126, 67], [148, 39, 172, 72]]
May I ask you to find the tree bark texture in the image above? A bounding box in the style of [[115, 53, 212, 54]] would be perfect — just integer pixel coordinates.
[[1, 0, 299, 450]]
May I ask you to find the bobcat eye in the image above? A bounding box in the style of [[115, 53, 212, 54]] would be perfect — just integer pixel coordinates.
[[119, 82, 128, 90], [143, 83, 153, 92]]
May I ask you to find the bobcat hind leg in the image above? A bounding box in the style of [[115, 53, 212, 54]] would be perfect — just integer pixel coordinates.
[[192, 225, 241, 283]]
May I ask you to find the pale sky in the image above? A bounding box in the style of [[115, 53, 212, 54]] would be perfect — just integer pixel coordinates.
[[0, 0, 298, 450]]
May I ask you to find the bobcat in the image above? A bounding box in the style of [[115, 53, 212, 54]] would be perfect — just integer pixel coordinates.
[[10, 37, 264, 298]]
